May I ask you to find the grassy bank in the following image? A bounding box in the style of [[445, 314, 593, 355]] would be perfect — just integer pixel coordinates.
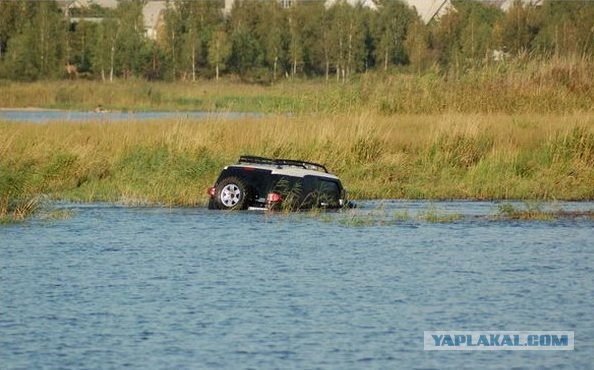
[[1, 57, 593, 114], [1, 112, 593, 210]]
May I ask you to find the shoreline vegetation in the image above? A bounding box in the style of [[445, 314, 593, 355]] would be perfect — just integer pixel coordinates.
[[1, 57, 593, 114], [1, 110, 593, 221], [1, 58, 594, 223]]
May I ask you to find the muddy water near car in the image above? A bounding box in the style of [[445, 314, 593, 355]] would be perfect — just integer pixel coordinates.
[[1, 201, 593, 369]]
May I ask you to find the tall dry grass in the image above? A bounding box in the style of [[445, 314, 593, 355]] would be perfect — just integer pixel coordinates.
[[1, 56, 592, 114], [1, 112, 593, 209]]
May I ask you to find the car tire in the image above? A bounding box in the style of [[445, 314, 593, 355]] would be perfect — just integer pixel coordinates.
[[215, 176, 249, 210]]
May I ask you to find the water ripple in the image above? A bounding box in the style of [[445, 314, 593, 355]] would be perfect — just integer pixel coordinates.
[[1, 201, 593, 369]]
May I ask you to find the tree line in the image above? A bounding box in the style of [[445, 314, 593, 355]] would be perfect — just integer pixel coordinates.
[[0, 0, 593, 82]]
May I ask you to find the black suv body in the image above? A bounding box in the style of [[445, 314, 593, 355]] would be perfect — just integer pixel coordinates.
[[207, 156, 350, 211]]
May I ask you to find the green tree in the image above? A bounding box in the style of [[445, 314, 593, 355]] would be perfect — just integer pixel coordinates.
[[405, 18, 431, 74], [3, 1, 66, 80], [373, 0, 415, 71], [261, 1, 287, 81], [68, 19, 97, 74], [458, 1, 502, 61], [0, 0, 26, 60], [432, 0, 502, 70], [112, 0, 147, 79], [166, 0, 223, 81], [162, 2, 184, 80], [327, 0, 367, 82], [312, 4, 334, 80], [432, 4, 463, 69], [208, 28, 231, 80], [228, 0, 265, 77], [533, 1, 594, 57], [92, 17, 119, 81], [498, 0, 541, 55], [287, 6, 304, 78]]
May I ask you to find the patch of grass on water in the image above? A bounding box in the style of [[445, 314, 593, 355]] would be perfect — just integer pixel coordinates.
[[39, 208, 76, 221], [0, 164, 40, 223], [496, 202, 555, 221], [392, 209, 410, 221], [337, 212, 380, 227], [331, 206, 464, 227], [0, 196, 40, 224], [494, 202, 594, 221], [417, 207, 463, 223]]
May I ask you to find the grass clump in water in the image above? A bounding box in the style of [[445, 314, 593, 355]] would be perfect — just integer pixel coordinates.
[[0, 165, 40, 223], [417, 207, 463, 223], [496, 202, 568, 221], [0, 196, 39, 224], [496, 202, 594, 221], [39, 208, 76, 221]]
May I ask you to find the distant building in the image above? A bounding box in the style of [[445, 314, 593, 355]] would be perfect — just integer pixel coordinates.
[[496, 0, 543, 11], [324, 0, 451, 24], [224, 0, 300, 14], [325, 0, 543, 24], [62, 0, 545, 40], [403, 0, 452, 23], [325, 0, 377, 9], [62, 0, 167, 40], [143, 1, 167, 40], [71, 0, 118, 9], [59, 0, 117, 17]]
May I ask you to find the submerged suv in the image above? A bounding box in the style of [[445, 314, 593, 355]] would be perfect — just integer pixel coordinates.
[[207, 155, 351, 211]]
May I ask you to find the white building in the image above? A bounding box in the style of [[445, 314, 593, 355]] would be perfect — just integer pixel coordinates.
[[74, 0, 118, 9], [143, 1, 167, 40], [63, 0, 167, 40], [325, 0, 377, 9], [403, 0, 452, 23]]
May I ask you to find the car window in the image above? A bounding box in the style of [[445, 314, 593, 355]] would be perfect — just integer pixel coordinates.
[[272, 176, 303, 199], [302, 176, 341, 207], [270, 175, 342, 209]]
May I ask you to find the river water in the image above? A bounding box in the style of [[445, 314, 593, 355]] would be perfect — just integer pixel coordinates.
[[1, 201, 593, 369], [0, 110, 257, 123]]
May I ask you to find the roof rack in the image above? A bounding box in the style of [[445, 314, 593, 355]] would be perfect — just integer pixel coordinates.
[[238, 155, 328, 173]]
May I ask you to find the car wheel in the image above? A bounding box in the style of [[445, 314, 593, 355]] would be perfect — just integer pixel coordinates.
[[215, 177, 249, 210]]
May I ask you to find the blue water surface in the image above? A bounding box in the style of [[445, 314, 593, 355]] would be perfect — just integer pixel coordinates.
[[1, 201, 593, 369], [0, 110, 257, 123]]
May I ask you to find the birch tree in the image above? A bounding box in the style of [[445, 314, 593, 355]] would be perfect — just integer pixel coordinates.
[[162, 2, 183, 80], [0, 0, 24, 60], [179, 0, 224, 81], [208, 28, 231, 80], [228, 1, 263, 77], [404, 19, 430, 74], [373, 0, 415, 70], [3, 1, 66, 80], [92, 17, 119, 81], [262, 1, 286, 81], [287, 7, 303, 78], [114, 0, 145, 79], [327, 0, 365, 82]]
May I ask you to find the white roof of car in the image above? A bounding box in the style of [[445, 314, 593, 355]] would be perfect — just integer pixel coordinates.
[[229, 164, 340, 181]]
